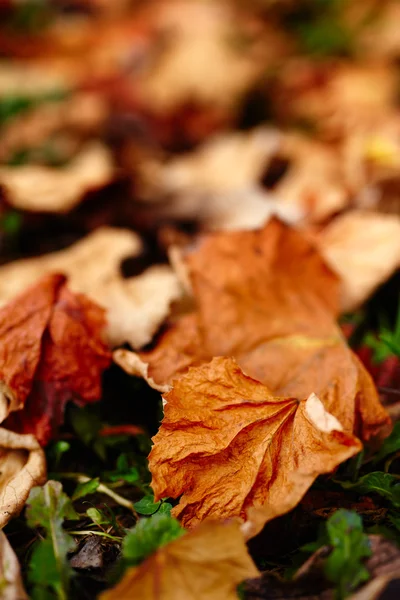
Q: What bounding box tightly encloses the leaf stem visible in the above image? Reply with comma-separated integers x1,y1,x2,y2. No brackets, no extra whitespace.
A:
56,473,135,512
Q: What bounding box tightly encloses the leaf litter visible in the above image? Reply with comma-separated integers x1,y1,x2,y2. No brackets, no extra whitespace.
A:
0,1,400,599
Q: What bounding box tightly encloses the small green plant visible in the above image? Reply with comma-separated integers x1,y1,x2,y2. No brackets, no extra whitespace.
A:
26,481,78,600
303,509,371,599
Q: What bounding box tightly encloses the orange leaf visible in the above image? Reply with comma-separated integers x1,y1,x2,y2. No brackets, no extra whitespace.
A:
0,274,111,445
149,357,361,533
138,219,390,441
100,520,259,600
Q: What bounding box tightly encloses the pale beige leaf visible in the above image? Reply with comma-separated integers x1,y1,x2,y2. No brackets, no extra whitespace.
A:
138,0,276,111
0,531,28,599
318,210,400,311
137,128,302,231
0,142,113,213
0,429,46,527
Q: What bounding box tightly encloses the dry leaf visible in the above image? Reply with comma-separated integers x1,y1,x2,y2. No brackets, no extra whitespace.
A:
274,134,349,222
137,0,274,111
136,128,303,230
0,428,46,528
277,62,397,141
0,142,113,213
138,219,389,441
0,92,107,162
0,531,28,599
317,210,400,312
100,520,259,600
0,273,111,444
149,357,361,533
0,228,182,350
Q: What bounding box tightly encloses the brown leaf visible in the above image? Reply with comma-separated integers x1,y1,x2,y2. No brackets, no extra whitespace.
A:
139,219,390,442
0,142,113,213
0,531,28,599
0,228,183,350
100,520,259,600
0,273,111,445
0,428,46,527
317,210,400,311
149,357,361,533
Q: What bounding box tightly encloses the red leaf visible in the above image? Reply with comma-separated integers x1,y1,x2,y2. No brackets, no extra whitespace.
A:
0,274,111,445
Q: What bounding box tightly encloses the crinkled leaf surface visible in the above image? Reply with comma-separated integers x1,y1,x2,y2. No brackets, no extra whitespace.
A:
149,357,361,534
0,273,111,444
140,219,390,441
101,520,259,600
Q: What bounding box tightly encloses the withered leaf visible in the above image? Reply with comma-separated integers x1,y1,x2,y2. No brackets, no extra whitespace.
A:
0,274,111,445
0,228,183,350
0,142,113,213
317,210,400,312
100,520,259,600
149,357,361,533
0,530,28,599
136,128,302,231
0,428,46,528
139,219,390,441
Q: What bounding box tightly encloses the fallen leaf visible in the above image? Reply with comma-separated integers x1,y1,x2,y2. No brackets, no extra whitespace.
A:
0,428,46,527
137,0,275,112
317,210,400,312
0,92,107,162
114,348,171,393
0,531,28,600
274,134,350,222
0,142,113,213
149,357,361,533
0,228,183,350
135,128,303,230
0,273,111,444
138,219,390,441
276,61,397,141
100,519,259,600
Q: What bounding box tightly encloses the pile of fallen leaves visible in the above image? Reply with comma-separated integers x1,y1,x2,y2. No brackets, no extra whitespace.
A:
0,0,400,598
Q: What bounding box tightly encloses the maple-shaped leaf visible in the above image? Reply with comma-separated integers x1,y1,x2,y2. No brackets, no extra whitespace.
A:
149,357,361,534
100,520,259,600
137,219,390,441
0,274,111,445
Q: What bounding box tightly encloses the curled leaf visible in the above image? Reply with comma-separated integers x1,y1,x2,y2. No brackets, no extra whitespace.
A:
149,357,361,534
0,273,111,444
0,428,46,527
0,531,28,599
